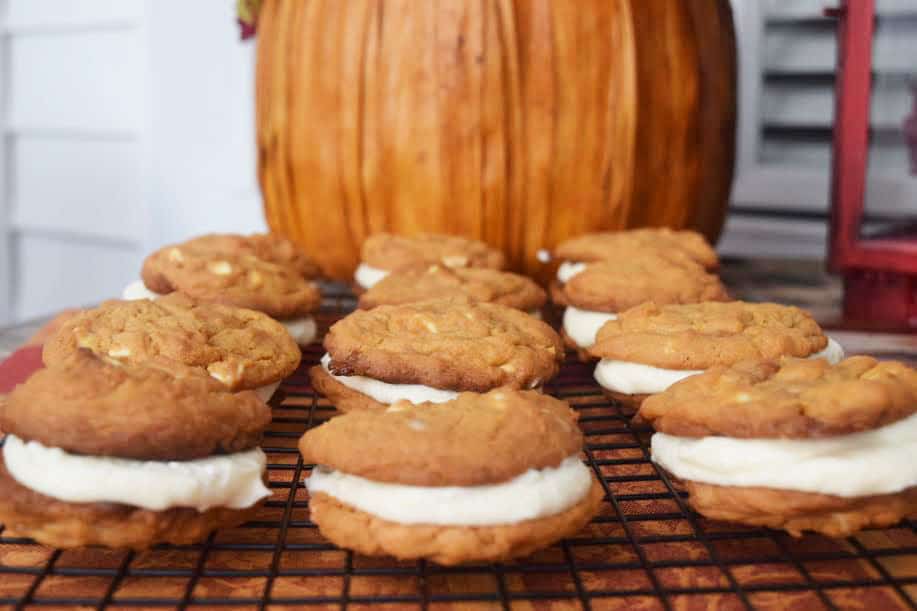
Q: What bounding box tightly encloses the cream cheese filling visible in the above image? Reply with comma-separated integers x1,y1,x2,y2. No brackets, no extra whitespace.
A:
651,412,917,497
305,456,593,525
354,263,389,289
3,436,271,511
321,353,458,405
254,381,281,403
562,307,618,349
121,279,162,301
594,337,846,396
282,315,317,346
556,261,587,284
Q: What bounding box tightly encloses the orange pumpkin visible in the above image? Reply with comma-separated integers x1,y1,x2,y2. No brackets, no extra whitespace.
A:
256,0,736,281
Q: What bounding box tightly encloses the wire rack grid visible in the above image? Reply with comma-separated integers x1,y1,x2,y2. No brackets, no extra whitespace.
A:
1,286,916,611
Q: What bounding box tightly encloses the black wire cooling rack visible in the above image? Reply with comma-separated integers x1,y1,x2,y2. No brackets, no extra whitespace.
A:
1,286,916,611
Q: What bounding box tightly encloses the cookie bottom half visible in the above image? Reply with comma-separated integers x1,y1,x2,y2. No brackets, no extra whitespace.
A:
0,463,262,549
560,330,595,363
684,480,917,537
600,389,650,410
308,477,605,565
309,365,386,412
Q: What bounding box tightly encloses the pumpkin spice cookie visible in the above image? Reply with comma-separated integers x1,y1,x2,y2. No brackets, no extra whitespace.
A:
358,265,546,315
551,252,728,357
299,390,604,564
124,232,322,346
354,233,506,290
640,357,917,536
43,294,301,402
0,350,272,549
311,297,563,412
553,228,719,274
588,301,844,408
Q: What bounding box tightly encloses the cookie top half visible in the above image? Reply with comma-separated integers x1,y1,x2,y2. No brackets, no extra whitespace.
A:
142,246,321,319
358,265,546,311
43,295,301,390
2,350,271,460
325,298,563,391
552,254,728,312
300,389,582,486
147,233,321,277
554,228,719,270
589,302,828,369
639,356,917,438
361,233,505,272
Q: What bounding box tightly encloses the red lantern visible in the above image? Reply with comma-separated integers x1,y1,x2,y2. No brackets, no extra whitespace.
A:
829,0,917,328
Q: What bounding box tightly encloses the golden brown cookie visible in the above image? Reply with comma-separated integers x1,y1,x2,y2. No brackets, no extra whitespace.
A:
639,356,917,439
361,233,505,272
43,294,300,391
682,480,917,538
358,265,545,312
307,480,604,565
552,254,728,313
589,301,828,369
299,390,603,564
142,246,321,319
0,462,263,550
554,228,719,270
146,233,322,278
2,349,271,460
300,390,583,486
325,298,562,393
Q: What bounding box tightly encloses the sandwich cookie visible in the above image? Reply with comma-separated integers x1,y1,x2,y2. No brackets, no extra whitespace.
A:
588,301,845,408
0,350,272,548
358,265,546,317
299,390,604,564
123,233,322,346
551,252,728,358
553,228,719,275
310,297,563,412
640,356,917,537
43,294,301,403
355,233,505,290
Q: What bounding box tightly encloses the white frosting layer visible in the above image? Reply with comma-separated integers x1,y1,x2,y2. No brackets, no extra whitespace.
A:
562,306,618,348
3,436,271,511
122,280,162,301
354,263,389,289
595,360,703,395
652,412,917,497
557,261,587,284
282,316,317,346
306,456,593,525
254,381,281,403
594,337,846,396
321,353,459,405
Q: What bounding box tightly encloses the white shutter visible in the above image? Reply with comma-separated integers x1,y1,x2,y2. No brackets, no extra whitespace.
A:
723,0,917,258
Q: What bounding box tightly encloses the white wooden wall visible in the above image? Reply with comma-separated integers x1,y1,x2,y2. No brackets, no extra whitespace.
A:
0,0,264,324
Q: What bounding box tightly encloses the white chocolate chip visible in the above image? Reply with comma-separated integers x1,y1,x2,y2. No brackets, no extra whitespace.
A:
107,346,131,358
441,255,468,268
208,260,233,276
168,248,185,263
209,361,245,387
